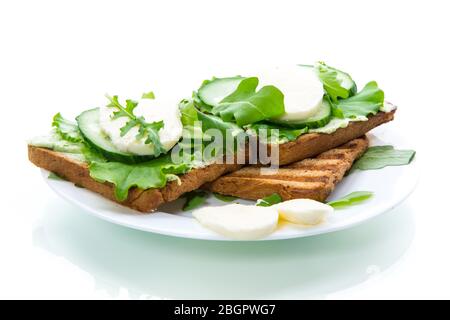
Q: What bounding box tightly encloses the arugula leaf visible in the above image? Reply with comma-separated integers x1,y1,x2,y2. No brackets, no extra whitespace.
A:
213,193,238,202
211,77,285,126
327,191,373,208
136,119,165,146
142,91,155,99
52,113,83,143
89,155,191,201
324,95,344,119
197,109,244,138
197,110,247,159
48,172,66,181
106,94,166,157
333,81,384,118
256,193,283,207
352,146,416,170
247,122,308,143
183,191,208,211
314,61,357,102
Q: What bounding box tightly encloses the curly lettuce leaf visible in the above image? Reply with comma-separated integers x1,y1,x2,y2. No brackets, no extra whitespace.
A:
352,146,416,170
81,143,107,163
327,191,373,208
89,155,191,201
52,113,83,143
39,114,106,163
333,81,384,118
210,77,285,126
314,61,357,102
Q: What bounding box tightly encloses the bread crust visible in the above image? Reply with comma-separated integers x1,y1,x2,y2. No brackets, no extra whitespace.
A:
28,111,394,212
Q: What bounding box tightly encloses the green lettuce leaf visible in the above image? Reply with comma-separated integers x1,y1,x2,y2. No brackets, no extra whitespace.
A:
210,77,285,126
183,190,208,211
352,146,416,170
256,193,283,207
89,155,191,201
334,81,384,118
81,144,107,163
247,122,308,143
314,61,357,102
179,99,199,127
327,191,373,208
52,113,83,143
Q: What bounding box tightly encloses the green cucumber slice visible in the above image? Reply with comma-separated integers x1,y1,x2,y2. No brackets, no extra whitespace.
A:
197,77,245,108
268,98,331,129
76,108,154,163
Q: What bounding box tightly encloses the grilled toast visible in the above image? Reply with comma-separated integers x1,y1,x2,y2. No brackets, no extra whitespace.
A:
28,110,392,212
206,137,369,202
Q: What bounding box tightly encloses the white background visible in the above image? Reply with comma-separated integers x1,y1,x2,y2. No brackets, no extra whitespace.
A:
0,0,449,299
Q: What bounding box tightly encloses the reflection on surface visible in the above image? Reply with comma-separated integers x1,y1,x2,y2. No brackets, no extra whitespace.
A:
33,198,415,299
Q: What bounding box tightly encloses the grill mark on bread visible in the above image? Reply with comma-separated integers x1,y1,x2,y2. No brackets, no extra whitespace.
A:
207,136,369,202
227,168,334,183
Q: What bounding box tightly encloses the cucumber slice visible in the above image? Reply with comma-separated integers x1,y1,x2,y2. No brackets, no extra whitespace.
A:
76,108,154,163
268,98,331,129
197,77,244,108
337,71,357,96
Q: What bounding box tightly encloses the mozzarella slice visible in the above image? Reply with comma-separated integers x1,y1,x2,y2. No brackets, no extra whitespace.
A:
99,97,183,156
274,199,333,225
261,66,324,121
192,204,279,240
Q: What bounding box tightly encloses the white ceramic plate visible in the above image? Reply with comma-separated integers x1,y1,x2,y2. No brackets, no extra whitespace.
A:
42,125,418,241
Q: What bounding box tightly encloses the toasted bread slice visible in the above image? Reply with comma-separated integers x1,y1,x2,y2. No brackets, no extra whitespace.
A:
275,110,394,165
206,137,369,202
28,110,393,212
28,146,242,212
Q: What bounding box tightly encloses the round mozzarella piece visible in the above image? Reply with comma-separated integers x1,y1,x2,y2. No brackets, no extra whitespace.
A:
192,204,279,240
274,198,333,225
99,98,183,156
261,66,324,121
